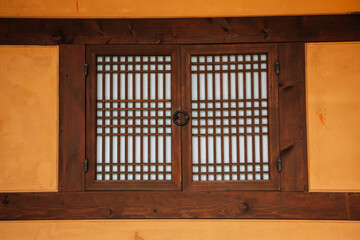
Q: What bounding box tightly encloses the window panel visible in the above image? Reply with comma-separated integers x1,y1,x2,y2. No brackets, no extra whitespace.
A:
86,46,181,190
190,54,270,182
96,54,172,182
182,44,280,191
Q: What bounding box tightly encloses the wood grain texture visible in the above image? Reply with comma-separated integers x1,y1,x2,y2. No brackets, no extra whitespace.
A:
0,15,359,45
278,43,308,191
59,45,86,191
0,192,359,220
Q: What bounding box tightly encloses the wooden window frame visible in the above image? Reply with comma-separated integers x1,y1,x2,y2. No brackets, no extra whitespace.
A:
60,42,307,193
86,45,182,191
0,16,360,220
181,44,280,191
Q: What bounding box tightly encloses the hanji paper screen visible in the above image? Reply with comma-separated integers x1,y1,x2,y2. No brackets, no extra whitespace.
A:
191,54,270,182
96,55,172,182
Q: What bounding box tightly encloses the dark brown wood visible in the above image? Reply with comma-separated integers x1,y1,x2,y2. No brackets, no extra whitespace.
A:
0,192,359,220
85,45,182,190
0,15,360,45
278,43,308,191
181,44,280,191
59,45,85,192
349,193,360,219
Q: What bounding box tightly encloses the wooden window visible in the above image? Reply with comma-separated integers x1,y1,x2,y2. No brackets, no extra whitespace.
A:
86,46,181,190
86,44,279,191
182,44,279,191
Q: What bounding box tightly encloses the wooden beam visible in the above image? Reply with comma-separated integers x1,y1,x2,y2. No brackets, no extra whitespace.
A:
0,15,359,45
0,192,359,220
278,43,308,191
59,45,86,191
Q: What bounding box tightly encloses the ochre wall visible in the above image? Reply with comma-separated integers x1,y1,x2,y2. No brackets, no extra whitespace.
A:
0,220,360,240
306,43,360,192
0,46,58,192
0,0,359,18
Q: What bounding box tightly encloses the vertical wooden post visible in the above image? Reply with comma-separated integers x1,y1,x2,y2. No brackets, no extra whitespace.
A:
278,43,308,191
59,45,86,191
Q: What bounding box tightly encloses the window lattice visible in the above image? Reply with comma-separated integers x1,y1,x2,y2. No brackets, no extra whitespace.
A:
96,55,172,181
190,54,270,182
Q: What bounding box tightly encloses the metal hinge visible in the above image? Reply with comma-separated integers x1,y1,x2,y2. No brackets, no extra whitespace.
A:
84,63,88,77
84,158,88,173
275,61,280,75
277,157,282,172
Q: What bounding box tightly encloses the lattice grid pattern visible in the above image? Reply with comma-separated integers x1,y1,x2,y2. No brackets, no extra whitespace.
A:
191,54,270,181
96,55,172,181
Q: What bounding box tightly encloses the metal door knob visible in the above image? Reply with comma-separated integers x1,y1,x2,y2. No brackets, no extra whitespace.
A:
172,110,189,126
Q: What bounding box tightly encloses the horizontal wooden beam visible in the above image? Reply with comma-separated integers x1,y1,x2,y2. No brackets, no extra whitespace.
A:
0,15,359,45
1,192,359,220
